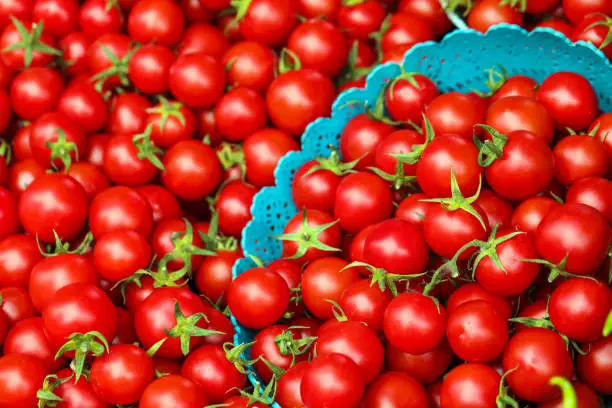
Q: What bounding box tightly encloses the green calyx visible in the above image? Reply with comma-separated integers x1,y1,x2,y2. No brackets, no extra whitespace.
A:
158,218,217,276
338,40,375,85
104,0,121,12
549,377,578,408
301,148,360,179
586,14,612,51
47,128,78,171
473,65,508,97
236,377,277,407
198,212,237,253
273,209,341,261
146,96,187,133
54,331,110,382
474,124,509,167
342,261,426,296
223,342,259,374
421,169,487,231
230,0,253,22
325,299,349,323
443,0,474,16
37,374,72,408
0,138,12,166
369,158,417,191
603,309,612,337
342,0,367,6
369,14,392,61
216,143,245,174
2,18,62,68
37,231,93,257
392,115,436,166
499,0,526,11
496,368,519,408
518,255,599,284
166,300,225,356
132,124,165,171
274,327,317,365
90,42,139,90
277,48,302,75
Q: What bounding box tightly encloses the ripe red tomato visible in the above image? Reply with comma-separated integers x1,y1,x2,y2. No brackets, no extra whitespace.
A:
215,181,257,239
535,203,609,276
136,185,183,224
227,267,290,329
571,13,612,59
485,96,555,145
29,111,86,170
177,23,229,59
467,0,523,32
381,12,435,52
280,209,342,264
93,229,151,283
334,172,394,234
301,353,365,408
385,340,453,385
162,140,223,202
425,92,486,140
128,44,176,95
398,0,452,36
386,76,439,125
553,134,608,185
103,133,161,187
446,282,512,320
127,0,184,45
222,41,276,92
287,19,348,77
511,196,559,234
9,66,63,121
0,187,17,240
503,328,574,402
58,81,108,133
238,0,297,47
0,353,47,408
277,361,308,408
266,68,335,136
78,0,123,39
340,114,395,170
215,88,268,143
107,92,151,135
563,0,612,24
384,292,447,354
363,371,431,408
440,363,501,408
1,19,58,70
340,279,392,332
169,52,226,109
576,336,612,394
139,375,208,408
18,173,88,243
3,317,63,371
90,186,153,238
566,177,612,223
338,0,386,40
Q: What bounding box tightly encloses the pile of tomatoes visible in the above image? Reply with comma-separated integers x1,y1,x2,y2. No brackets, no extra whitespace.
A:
229,69,612,408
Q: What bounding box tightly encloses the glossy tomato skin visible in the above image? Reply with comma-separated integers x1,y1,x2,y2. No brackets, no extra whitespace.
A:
0,187,17,240
215,181,257,239
135,287,210,358
169,53,226,109
222,41,276,92
146,101,195,149
363,371,430,408
339,113,395,170
89,186,154,238
181,344,245,403
548,278,612,343
467,0,523,32
385,340,453,385
18,173,88,243
363,219,429,275
0,287,35,325
446,299,509,362
502,328,574,402
139,375,208,408
214,87,267,143
266,69,335,136
277,361,308,408
398,0,452,36
1,19,58,70
92,230,152,283
511,196,559,234
161,140,223,202
446,283,512,320
381,12,435,52
292,160,341,213
107,92,151,135
47,367,110,408
239,0,296,47
425,92,486,140
195,250,239,306
127,0,184,45
287,19,348,77
0,234,42,288
395,193,430,229
474,190,513,229
128,44,176,95
243,128,299,187
3,317,63,371
66,162,110,199
474,229,540,296
29,253,99,312
227,267,290,329
302,257,361,320
440,363,501,408
416,134,482,198
9,66,63,121
135,185,183,224
553,134,608,185
177,23,229,59
43,282,118,351
0,353,47,408
490,75,538,103
566,177,612,223
386,77,439,125
576,336,612,394
374,129,425,176
485,130,555,200
281,209,342,264
486,96,555,145
334,172,394,234
251,325,302,383
103,134,160,187
8,158,45,196
338,1,386,40
90,344,155,405
57,81,108,133
535,203,610,275
340,279,392,332
384,292,447,355
301,353,365,408
29,111,87,170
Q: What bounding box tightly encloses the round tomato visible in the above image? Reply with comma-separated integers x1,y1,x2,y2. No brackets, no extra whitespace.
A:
425,92,486,140
90,186,154,238
0,353,47,408
385,340,453,385
92,229,151,283
222,40,276,92
363,371,430,408
139,375,207,408
576,336,612,394
9,66,63,121
3,317,63,372
127,0,184,45
467,0,523,32
566,177,612,223
238,0,296,46
440,363,501,408
485,96,555,145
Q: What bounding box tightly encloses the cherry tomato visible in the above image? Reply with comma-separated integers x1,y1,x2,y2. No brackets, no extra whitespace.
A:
467,0,523,32
440,363,501,408
511,196,559,234
566,177,612,223
89,186,154,238
485,96,555,145
169,52,226,109
139,375,208,408
277,361,308,408
222,41,276,92
576,336,612,394
9,66,63,121
385,340,453,385
177,23,229,59
135,185,183,224
0,353,47,408
398,0,452,36
107,92,151,135
563,0,612,25
425,92,486,140
553,134,608,185
215,87,268,143
363,371,430,408
3,317,63,371
215,181,257,239
238,0,297,47
127,0,184,45
381,12,435,52
340,279,392,332
93,229,151,283
446,282,512,320
128,44,176,95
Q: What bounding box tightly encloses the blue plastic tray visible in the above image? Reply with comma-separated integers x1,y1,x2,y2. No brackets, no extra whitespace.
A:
231,25,612,405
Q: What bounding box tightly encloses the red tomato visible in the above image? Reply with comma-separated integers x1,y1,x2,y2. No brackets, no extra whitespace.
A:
238,0,297,47
425,92,486,140
32,0,79,37
169,52,226,109
381,12,435,52
292,159,342,213
65,162,109,199
139,375,208,408
215,181,257,239
0,19,58,70
9,66,63,121
485,96,555,145
566,177,612,223
227,267,290,329
128,44,176,95
385,75,439,125
563,0,612,24
194,250,239,306
7,158,45,195
384,292,447,354
395,193,430,229
296,0,340,20
535,203,609,276
222,41,276,92
78,0,123,39
446,282,512,320
440,363,501,408
339,113,395,170
266,69,335,136
301,353,365,408
280,209,342,264
385,340,453,385
340,279,392,332
127,0,184,45
89,186,154,238
0,353,47,408
277,362,308,408
511,196,559,234
338,0,386,40
107,92,151,135
215,87,267,143
502,328,574,402
553,134,608,185
363,371,430,408
576,336,612,394
474,189,514,229
0,287,35,325
334,172,394,234
135,185,183,224
536,72,599,131
103,133,161,187
467,0,523,32
177,23,229,59
93,230,151,283
29,111,86,170
539,381,602,408
571,13,612,59
0,187,17,240
398,0,452,36
3,317,63,371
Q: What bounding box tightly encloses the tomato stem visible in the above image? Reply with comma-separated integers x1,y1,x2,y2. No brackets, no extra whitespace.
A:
549,377,578,408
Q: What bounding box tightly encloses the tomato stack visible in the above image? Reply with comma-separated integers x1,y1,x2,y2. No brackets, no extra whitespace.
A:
230,66,612,406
